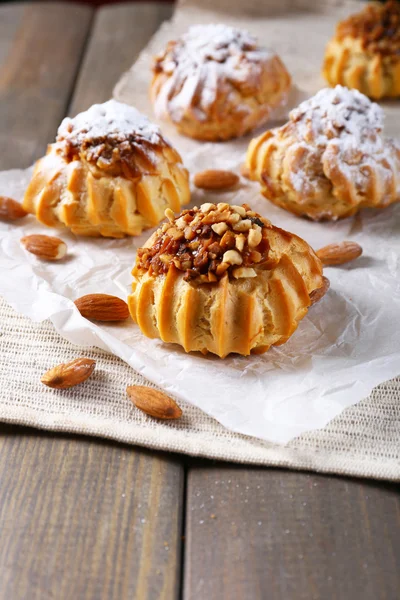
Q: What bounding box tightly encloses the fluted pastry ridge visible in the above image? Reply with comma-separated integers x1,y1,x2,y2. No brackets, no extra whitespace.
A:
129,203,324,358
323,0,400,99
23,100,190,237
246,86,400,221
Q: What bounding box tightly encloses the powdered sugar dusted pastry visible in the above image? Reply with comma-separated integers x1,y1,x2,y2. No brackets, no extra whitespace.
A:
323,1,400,99
23,100,190,237
128,203,324,358
151,24,291,141
246,86,400,221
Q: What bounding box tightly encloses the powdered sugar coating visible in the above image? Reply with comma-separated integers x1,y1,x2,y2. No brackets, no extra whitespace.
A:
55,99,178,175
57,99,164,148
290,85,383,146
286,86,396,201
247,85,400,220
162,24,267,69
152,24,277,122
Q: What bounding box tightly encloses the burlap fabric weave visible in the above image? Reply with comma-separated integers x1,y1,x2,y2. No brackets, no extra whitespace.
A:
2,297,399,480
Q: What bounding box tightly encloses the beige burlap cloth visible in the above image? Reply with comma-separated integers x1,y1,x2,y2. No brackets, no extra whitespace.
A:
1,0,400,480
2,296,399,480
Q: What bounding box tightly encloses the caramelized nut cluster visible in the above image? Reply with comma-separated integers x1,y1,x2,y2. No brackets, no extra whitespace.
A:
56,101,171,178
57,129,163,178
337,1,400,56
136,203,275,284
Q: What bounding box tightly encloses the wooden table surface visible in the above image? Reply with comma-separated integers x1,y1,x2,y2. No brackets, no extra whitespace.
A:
0,4,399,599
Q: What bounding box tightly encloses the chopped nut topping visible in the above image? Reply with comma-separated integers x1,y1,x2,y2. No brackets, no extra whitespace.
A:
235,234,246,252
231,205,247,216
200,202,215,213
249,250,262,263
233,219,252,232
228,213,241,225
211,222,229,236
220,230,236,250
337,0,400,56
222,249,242,265
56,101,170,177
175,216,187,228
248,228,262,247
202,210,231,224
165,208,175,222
135,203,272,284
232,267,257,279
167,227,184,240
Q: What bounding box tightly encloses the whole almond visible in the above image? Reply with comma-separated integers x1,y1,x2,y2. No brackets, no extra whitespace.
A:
41,358,96,389
193,169,239,191
0,196,28,221
21,234,67,260
317,241,362,267
75,293,129,322
310,276,330,306
127,385,182,420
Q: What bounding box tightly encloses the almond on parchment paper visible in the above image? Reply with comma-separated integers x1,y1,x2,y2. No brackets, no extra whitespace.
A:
317,241,362,267
310,276,330,306
193,169,240,191
0,196,28,221
21,234,67,260
75,293,129,322
127,385,183,420
41,358,96,389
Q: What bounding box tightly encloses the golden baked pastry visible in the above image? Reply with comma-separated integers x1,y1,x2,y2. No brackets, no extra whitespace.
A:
322,0,400,99
128,203,324,358
150,24,291,141
246,85,400,221
23,100,190,237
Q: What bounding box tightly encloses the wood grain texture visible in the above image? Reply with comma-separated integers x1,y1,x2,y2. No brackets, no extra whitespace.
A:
0,2,93,170
69,2,173,115
0,3,184,599
0,425,183,600
183,466,400,600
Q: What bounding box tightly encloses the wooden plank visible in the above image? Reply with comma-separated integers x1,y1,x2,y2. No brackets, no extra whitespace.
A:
0,2,93,170
69,2,173,114
0,3,183,599
184,467,400,600
0,425,183,600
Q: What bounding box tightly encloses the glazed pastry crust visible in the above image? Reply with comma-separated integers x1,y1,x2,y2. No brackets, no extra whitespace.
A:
151,24,291,141
322,1,400,99
128,204,324,358
23,101,190,237
246,86,400,221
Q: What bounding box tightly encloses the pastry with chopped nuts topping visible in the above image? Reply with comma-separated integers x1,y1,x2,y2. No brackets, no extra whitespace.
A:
23,100,190,237
246,86,400,220
151,24,291,141
322,1,400,99
128,203,325,358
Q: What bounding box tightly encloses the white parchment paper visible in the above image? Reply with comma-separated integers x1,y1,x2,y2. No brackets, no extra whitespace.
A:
1,2,400,444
